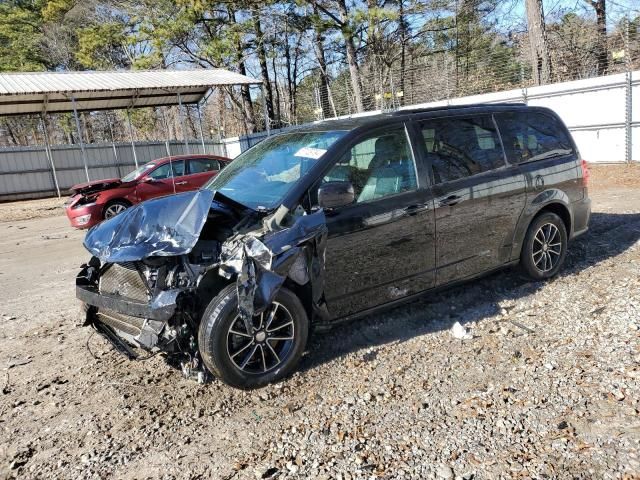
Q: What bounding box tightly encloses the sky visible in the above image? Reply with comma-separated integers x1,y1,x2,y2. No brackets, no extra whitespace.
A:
500,0,640,29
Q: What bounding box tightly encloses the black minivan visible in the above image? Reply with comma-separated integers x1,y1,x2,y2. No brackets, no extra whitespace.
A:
77,104,591,388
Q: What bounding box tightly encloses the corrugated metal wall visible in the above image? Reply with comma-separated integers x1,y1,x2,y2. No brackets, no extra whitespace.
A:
2,72,638,202
0,140,226,201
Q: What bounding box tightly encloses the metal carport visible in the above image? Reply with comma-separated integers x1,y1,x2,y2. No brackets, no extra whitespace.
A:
0,69,262,197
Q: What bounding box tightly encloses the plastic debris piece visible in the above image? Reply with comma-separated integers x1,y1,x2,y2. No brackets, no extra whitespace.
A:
451,321,472,340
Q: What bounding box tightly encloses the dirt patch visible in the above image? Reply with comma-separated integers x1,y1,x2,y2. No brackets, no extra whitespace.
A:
588,163,640,190
0,187,639,479
0,197,66,223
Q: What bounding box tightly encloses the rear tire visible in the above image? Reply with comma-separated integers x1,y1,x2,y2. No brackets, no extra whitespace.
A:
198,284,309,389
520,212,568,280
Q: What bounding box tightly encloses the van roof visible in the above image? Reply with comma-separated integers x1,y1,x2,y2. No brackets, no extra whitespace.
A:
293,103,536,133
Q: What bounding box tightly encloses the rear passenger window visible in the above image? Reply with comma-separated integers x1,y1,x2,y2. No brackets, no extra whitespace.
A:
189,158,220,174
419,115,505,184
495,112,574,164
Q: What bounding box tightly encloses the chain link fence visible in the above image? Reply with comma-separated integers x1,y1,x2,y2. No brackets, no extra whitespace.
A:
305,15,638,117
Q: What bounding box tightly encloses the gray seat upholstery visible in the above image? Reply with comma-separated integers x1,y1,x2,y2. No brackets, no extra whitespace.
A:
358,136,415,202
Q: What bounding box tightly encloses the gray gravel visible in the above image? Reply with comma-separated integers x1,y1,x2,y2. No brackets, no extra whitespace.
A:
0,185,639,480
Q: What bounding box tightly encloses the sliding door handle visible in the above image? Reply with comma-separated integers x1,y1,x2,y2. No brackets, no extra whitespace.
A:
438,195,461,207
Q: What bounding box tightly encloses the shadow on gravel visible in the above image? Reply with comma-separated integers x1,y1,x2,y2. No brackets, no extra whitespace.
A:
299,212,640,373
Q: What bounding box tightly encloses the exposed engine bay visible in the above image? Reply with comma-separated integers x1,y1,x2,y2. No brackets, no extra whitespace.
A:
76,189,327,382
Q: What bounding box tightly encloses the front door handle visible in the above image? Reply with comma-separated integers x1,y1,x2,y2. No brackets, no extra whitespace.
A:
404,204,427,216
174,181,187,186
439,195,461,207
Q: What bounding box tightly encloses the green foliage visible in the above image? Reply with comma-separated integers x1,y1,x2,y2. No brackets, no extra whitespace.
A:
76,23,128,69
0,1,48,71
0,0,631,142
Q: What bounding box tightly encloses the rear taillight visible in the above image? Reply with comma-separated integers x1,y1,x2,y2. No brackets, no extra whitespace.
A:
581,159,590,187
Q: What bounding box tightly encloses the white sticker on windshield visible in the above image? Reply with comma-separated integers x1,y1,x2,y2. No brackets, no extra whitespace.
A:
294,147,326,159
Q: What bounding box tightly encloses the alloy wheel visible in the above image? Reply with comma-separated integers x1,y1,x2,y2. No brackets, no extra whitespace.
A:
226,302,295,374
532,223,562,273
104,204,127,219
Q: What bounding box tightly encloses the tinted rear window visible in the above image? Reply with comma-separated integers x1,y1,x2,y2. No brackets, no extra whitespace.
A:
419,115,505,184
495,111,574,164
189,158,220,174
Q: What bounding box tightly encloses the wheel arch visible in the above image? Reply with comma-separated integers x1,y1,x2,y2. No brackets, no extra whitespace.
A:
534,202,571,235
195,270,235,321
511,190,573,261
102,198,132,218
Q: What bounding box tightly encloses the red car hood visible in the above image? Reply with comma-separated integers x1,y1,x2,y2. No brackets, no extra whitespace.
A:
71,178,122,195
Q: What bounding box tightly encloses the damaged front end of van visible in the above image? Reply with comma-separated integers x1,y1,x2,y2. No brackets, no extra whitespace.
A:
76,189,328,383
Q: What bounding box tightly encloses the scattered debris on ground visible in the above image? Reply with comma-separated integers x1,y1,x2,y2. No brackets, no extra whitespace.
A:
0,168,639,479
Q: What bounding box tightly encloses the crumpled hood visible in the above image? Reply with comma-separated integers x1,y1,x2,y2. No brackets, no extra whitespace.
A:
83,190,215,263
71,178,122,195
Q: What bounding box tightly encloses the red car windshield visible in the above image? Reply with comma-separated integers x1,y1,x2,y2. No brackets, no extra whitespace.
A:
121,163,156,182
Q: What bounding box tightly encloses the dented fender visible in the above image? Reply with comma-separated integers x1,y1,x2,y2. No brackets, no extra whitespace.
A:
219,210,328,321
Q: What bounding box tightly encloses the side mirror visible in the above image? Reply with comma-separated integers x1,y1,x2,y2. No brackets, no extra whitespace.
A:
140,176,154,183
318,181,355,209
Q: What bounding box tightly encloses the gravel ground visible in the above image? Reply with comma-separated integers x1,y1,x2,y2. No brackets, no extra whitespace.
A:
0,167,639,479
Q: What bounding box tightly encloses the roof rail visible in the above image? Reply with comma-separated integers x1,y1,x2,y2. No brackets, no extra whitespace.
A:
393,102,528,115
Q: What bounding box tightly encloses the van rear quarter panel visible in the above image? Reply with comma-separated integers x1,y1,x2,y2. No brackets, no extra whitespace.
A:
509,155,581,260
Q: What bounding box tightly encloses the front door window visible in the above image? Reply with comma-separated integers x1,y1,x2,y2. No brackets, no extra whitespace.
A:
323,128,418,203
148,160,185,180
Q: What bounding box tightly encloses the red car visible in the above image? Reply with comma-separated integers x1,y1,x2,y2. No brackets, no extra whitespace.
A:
64,154,230,229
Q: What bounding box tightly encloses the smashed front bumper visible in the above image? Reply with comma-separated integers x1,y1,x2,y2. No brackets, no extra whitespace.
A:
76,284,180,322
76,262,182,357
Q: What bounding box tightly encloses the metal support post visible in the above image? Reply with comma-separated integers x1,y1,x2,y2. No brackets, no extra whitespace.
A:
126,109,139,168
625,17,633,164
159,106,176,194
196,103,207,154
177,93,190,154
39,113,61,197
105,113,122,177
626,71,633,164
71,96,90,181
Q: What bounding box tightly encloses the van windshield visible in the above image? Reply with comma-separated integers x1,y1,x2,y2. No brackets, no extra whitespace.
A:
205,130,345,210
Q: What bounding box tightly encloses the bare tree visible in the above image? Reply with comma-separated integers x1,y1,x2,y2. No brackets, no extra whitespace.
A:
584,0,608,75
526,0,552,85
251,9,277,128
310,0,364,112
228,6,257,134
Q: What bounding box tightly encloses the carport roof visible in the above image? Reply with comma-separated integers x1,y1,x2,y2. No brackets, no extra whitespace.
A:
0,69,261,116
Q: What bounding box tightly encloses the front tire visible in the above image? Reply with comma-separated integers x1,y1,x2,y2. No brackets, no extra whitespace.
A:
103,200,130,220
198,284,309,389
520,212,568,280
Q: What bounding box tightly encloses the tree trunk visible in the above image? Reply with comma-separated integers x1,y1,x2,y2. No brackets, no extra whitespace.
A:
592,0,608,75
525,0,552,85
271,55,282,124
313,6,334,118
2,119,19,146
284,18,294,123
398,0,408,106
292,34,303,121
228,7,257,134
252,10,276,129
336,0,364,112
